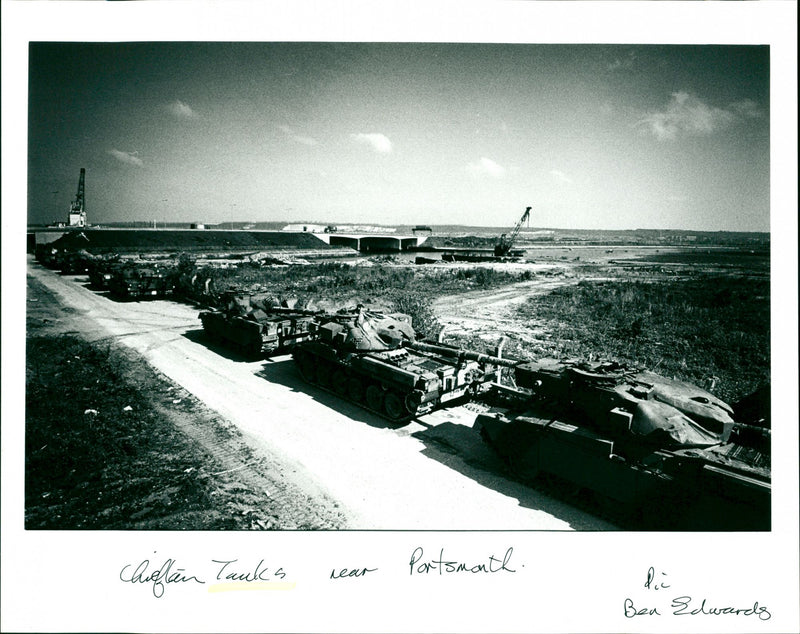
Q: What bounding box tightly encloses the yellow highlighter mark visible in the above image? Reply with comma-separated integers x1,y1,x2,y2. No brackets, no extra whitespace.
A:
209,581,297,593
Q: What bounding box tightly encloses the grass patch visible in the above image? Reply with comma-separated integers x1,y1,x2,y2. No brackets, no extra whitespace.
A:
513,276,769,402
389,291,442,340
26,335,263,529
198,262,534,298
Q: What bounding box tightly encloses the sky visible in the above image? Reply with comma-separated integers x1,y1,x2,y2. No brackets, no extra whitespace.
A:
27,43,770,231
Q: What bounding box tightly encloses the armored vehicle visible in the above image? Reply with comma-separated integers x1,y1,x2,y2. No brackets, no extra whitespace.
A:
59,251,92,274
107,263,176,299
199,292,320,358
476,358,770,530
35,244,65,269
86,255,122,289
292,308,517,422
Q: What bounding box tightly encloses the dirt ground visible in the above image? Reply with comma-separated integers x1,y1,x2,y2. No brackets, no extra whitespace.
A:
433,272,577,348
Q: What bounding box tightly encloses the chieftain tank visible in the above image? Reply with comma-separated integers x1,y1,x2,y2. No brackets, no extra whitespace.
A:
199,291,321,358
292,307,516,422
476,357,770,530
35,243,61,268
59,250,93,275
86,254,122,289
107,262,176,299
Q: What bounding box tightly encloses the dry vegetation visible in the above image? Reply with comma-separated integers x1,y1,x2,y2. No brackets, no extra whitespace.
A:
182,260,539,338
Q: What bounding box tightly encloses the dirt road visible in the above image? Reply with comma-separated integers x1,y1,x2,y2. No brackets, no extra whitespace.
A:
432,268,579,347
27,258,617,530
429,247,691,345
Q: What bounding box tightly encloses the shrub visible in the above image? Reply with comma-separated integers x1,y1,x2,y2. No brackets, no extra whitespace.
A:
390,292,442,340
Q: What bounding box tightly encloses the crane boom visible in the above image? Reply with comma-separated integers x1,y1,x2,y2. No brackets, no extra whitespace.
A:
494,206,531,256
507,206,531,247
68,168,86,227
70,168,85,213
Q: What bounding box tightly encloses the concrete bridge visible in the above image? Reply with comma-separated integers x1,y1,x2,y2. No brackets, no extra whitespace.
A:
314,232,428,253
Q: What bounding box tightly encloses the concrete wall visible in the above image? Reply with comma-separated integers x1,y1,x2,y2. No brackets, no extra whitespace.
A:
302,232,423,252
329,235,361,250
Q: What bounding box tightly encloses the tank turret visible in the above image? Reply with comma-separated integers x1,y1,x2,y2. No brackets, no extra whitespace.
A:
315,306,415,351
511,358,735,447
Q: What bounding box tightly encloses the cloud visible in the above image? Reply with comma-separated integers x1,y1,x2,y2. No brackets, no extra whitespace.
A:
638,92,736,141
351,133,393,154
730,99,762,119
108,149,143,167
278,125,317,146
168,100,198,119
466,157,506,178
549,169,573,184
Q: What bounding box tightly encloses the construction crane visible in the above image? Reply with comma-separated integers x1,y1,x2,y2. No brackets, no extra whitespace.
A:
494,206,531,257
67,168,86,227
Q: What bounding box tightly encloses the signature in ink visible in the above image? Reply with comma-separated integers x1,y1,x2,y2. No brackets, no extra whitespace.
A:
644,566,670,590
119,556,205,598
623,567,771,621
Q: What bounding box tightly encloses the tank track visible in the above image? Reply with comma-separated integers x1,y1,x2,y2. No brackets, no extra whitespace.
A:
292,347,425,424
201,317,265,360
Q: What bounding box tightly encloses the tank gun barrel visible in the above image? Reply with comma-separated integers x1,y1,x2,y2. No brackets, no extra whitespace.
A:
258,306,327,316
408,341,520,368
248,306,360,319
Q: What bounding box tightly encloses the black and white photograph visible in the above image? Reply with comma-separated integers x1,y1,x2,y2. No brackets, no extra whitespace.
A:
2,2,798,633
22,39,775,531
